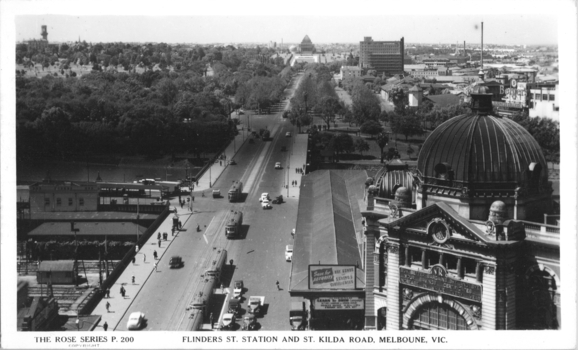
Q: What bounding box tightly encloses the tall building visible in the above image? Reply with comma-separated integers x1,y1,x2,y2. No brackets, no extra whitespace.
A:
359,36,404,76
26,25,49,52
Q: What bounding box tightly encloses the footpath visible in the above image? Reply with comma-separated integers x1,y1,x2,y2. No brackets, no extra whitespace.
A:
90,131,247,331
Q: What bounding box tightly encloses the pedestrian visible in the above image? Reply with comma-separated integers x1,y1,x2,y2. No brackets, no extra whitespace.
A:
106,289,110,298
154,262,158,272
120,286,124,297
196,181,199,186
296,181,298,187
153,250,158,260
157,232,161,240
158,239,161,248
210,313,214,329
103,321,108,332
132,275,135,284
132,257,136,264
180,201,183,209
135,245,139,254
106,301,110,312
229,259,234,266
276,281,280,290
192,196,194,202
143,254,146,263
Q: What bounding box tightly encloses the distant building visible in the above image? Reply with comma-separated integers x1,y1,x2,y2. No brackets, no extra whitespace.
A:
300,35,315,55
529,83,559,122
37,261,77,284
340,66,362,80
26,25,49,52
359,37,404,76
29,178,99,213
423,55,469,67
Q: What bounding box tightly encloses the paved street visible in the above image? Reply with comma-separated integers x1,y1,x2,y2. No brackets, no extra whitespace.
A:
91,73,307,331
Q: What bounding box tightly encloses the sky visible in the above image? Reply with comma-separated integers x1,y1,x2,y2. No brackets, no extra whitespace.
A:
6,0,565,46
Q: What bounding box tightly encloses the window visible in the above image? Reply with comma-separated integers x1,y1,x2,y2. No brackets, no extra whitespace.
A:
68,198,73,206
549,94,555,101
542,94,548,101
56,198,62,206
412,302,468,330
79,198,84,206
44,198,50,206
463,258,477,276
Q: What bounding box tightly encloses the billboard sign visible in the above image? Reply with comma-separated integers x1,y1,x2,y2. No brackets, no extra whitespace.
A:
313,296,364,310
309,265,356,290
501,81,527,107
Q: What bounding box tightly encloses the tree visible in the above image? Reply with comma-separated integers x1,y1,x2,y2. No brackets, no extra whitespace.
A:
331,133,354,159
407,144,415,159
359,120,383,138
389,111,423,141
355,138,370,156
315,95,340,130
376,132,389,163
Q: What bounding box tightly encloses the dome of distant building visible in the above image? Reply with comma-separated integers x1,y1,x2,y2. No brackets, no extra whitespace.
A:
289,45,298,53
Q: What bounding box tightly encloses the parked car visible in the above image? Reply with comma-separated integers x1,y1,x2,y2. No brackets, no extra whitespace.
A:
212,189,221,198
221,313,236,330
259,193,270,202
272,195,283,204
127,312,146,330
275,162,282,169
286,132,292,137
233,280,244,299
261,200,272,209
228,159,237,165
169,256,183,268
285,245,293,261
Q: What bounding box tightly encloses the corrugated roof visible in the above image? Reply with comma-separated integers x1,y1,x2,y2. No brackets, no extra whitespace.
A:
290,170,367,291
29,222,147,236
38,260,75,271
424,94,462,107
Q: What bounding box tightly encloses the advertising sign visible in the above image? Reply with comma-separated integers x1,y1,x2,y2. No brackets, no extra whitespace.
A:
313,296,364,310
309,265,356,290
399,266,482,302
501,81,527,107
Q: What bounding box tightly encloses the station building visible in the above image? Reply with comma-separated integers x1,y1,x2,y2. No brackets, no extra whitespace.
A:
360,90,560,330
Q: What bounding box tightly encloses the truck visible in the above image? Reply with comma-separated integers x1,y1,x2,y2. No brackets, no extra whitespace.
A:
247,296,264,317
225,211,243,239
204,248,227,283
228,181,243,202
228,298,240,316
289,301,307,330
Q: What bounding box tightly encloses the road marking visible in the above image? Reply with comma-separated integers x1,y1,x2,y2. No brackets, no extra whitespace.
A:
203,234,208,244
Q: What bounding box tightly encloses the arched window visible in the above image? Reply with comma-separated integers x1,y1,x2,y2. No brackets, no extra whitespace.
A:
410,302,468,330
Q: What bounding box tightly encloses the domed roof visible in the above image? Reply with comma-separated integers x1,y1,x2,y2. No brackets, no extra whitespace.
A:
417,113,548,190
301,35,312,44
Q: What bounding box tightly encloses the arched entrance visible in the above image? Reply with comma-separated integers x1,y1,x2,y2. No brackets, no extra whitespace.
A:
377,307,387,330
403,294,478,330
522,265,560,329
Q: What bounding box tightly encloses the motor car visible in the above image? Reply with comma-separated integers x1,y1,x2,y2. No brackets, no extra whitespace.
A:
228,159,237,165
286,132,292,137
221,313,235,330
275,162,282,169
261,200,272,209
127,312,146,330
285,245,293,261
259,193,270,202
212,189,221,198
242,314,257,331
272,195,283,204
169,256,183,268
233,280,244,299
291,228,296,237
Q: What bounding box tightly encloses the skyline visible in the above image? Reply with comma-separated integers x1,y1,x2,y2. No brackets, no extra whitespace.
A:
15,14,558,46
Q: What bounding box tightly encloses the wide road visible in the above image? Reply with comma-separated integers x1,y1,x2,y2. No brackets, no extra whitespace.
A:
116,74,303,331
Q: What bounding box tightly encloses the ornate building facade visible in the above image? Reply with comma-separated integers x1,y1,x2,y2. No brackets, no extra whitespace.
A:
361,91,560,330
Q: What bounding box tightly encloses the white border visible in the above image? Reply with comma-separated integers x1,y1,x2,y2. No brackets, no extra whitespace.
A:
2,0,576,349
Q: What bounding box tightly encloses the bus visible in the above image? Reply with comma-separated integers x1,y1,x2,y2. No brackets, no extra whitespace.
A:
228,181,243,202
225,211,243,239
